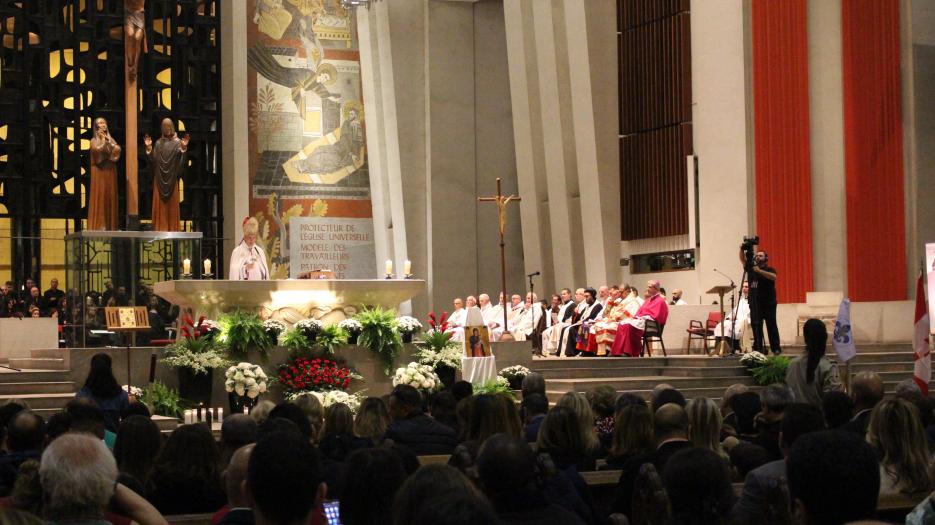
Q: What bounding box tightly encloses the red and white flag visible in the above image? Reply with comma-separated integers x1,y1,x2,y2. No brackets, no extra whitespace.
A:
914,273,931,395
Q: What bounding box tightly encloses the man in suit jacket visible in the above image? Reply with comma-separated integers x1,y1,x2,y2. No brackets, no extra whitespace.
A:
612,403,694,519
384,385,458,456
732,404,826,524
840,371,883,438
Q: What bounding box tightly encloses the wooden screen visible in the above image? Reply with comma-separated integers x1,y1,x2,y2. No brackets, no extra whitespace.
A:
618,0,692,241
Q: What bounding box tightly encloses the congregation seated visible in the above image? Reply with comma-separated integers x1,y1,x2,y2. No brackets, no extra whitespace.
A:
384,385,458,456
354,397,391,446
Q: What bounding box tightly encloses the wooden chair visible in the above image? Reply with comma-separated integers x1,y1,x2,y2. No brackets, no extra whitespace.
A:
641,320,666,357
686,311,721,355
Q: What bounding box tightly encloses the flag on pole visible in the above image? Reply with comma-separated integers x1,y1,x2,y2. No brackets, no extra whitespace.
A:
914,273,931,395
833,298,857,363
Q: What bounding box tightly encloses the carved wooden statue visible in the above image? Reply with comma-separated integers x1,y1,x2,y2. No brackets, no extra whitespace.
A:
88,117,122,230
144,119,189,232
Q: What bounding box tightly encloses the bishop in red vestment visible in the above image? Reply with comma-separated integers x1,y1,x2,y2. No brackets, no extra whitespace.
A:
610,280,669,357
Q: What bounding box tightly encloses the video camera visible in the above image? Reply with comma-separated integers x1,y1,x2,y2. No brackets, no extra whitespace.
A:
742,235,759,270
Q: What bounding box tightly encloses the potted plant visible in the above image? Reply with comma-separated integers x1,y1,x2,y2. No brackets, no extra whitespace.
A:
295,318,324,344
263,319,287,346
397,316,423,343
140,381,185,418
339,318,363,345
162,315,230,407
224,362,269,414
415,343,462,389
315,324,349,354
392,362,442,397
474,376,517,400
749,354,791,386
218,310,273,360
498,365,531,390
356,307,403,375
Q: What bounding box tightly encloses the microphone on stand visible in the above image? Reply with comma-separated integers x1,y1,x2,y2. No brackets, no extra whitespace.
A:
527,271,540,277
713,268,735,287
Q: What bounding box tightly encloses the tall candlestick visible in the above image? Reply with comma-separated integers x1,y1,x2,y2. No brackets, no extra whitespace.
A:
384,259,393,276
203,258,212,275
404,260,412,276
183,258,191,274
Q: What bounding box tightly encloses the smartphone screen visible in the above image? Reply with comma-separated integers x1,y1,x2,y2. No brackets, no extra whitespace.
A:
323,500,342,525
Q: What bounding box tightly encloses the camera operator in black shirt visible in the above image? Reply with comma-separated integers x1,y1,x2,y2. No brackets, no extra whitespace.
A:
739,240,782,355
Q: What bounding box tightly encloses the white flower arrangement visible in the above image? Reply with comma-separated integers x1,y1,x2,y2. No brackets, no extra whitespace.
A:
397,316,423,335
224,362,269,399
286,390,365,413
739,351,768,368
493,375,511,389
162,349,230,374
498,365,532,380
295,318,324,335
415,343,463,370
263,319,287,334
338,318,363,334
392,361,442,393
122,385,143,397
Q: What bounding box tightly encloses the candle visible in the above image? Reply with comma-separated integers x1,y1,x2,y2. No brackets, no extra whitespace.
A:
385,259,393,276
404,260,412,276
218,408,223,421
203,258,212,275
209,408,215,423
243,405,249,415
184,409,193,424
183,258,191,274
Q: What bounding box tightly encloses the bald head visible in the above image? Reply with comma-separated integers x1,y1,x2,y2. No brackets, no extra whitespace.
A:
850,372,884,411
225,444,254,508
654,403,688,442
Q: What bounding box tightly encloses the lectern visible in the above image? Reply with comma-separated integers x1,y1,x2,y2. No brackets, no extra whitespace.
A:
105,306,150,387
706,285,736,357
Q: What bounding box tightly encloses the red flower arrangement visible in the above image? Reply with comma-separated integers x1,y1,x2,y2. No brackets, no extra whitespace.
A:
277,356,354,394
174,314,219,353
427,311,449,333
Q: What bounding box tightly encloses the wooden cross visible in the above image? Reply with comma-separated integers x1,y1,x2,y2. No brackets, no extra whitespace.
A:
478,178,521,333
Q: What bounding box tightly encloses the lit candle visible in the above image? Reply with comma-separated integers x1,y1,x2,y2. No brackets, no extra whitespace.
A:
404,260,412,276
242,405,249,415
203,258,212,275
184,409,192,424
183,258,191,274
385,259,393,276
218,408,223,421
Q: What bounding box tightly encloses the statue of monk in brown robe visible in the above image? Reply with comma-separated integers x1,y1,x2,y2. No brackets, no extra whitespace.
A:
144,118,189,232
88,117,122,231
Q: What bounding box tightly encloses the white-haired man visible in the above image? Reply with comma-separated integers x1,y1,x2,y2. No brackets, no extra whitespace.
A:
609,280,669,357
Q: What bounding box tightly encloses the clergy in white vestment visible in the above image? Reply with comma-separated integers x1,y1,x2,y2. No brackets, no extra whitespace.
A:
446,298,468,342
510,292,541,341
714,282,751,349
544,288,582,355
228,217,269,280
507,294,524,326
482,292,507,341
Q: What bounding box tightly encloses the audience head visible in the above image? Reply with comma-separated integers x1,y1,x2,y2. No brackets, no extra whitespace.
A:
685,397,723,454
802,319,828,384
39,432,118,521
292,394,324,440
779,403,826,454
536,405,591,463
257,417,302,441
663,448,733,524
224,444,254,508
455,396,475,442
389,384,423,419
45,412,72,442
651,388,686,413
728,442,771,479
820,391,853,429
729,391,762,435
867,397,933,493
354,397,391,443
760,383,793,418
112,415,161,484
610,403,653,458
248,431,325,525
430,391,458,428
83,353,122,399
520,392,548,423
847,372,882,411
476,433,539,504
469,394,522,442
555,392,599,452
64,398,107,439
392,464,491,525
250,399,277,425
894,379,923,403
324,402,355,436
220,413,257,463
451,380,474,401
5,410,45,453
654,403,689,443
720,384,749,415
268,402,314,441
520,372,546,399
615,392,648,412
341,447,408,525
151,423,221,486
586,385,617,419
787,431,880,525
122,401,151,419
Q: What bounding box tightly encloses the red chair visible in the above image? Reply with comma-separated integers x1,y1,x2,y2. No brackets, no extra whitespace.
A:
686,311,721,355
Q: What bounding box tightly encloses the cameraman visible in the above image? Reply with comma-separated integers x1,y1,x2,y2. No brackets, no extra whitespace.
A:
739,244,781,355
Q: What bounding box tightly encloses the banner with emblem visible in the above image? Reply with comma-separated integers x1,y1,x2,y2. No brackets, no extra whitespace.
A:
832,298,857,363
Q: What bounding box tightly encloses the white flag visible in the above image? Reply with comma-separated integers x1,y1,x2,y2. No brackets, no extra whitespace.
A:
832,298,857,363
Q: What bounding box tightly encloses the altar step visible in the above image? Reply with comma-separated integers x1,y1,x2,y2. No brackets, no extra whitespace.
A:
0,393,76,410
8,357,67,371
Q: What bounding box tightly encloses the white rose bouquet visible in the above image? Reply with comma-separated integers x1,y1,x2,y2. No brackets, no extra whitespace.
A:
263,319,287,341
224,362,269,399
286,390,365,413
498,365,531,381
739,351,767,369
392,361,442,393
397,316,423,335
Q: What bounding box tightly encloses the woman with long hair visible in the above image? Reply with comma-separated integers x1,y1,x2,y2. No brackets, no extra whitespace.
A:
867,398,934,496
555,392,601,458
785,319,843,406
76,353,128,433
145,423,226,514
604,403,653,470
686,397,728,461
112,415,162,494
320,402,370,462
461,394,522,454
536,405,598,472
354,397,391,445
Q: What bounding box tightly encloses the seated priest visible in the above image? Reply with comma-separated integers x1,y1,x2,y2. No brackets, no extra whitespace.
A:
610,280,670,357
714,281,751,352
543,288,580,356
509,292,541,342
507,294,524,327
480,293,506,341
445,297,468,342
563,287,603,357
229,217,269,280
585,285,631,356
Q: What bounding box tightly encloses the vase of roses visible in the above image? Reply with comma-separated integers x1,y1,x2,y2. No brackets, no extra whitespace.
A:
277,356,359,397
224,362,269,414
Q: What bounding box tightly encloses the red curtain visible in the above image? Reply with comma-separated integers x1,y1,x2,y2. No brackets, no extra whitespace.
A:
842,0,906,301
752,0,813,303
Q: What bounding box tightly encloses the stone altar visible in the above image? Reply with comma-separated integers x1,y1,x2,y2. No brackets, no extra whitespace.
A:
153,279,426,323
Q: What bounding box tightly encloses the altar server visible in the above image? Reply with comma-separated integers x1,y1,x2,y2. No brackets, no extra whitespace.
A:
229,217,269,280
714,281,751,350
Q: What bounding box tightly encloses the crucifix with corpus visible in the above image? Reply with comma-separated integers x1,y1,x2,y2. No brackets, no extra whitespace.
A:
478,178,521,334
